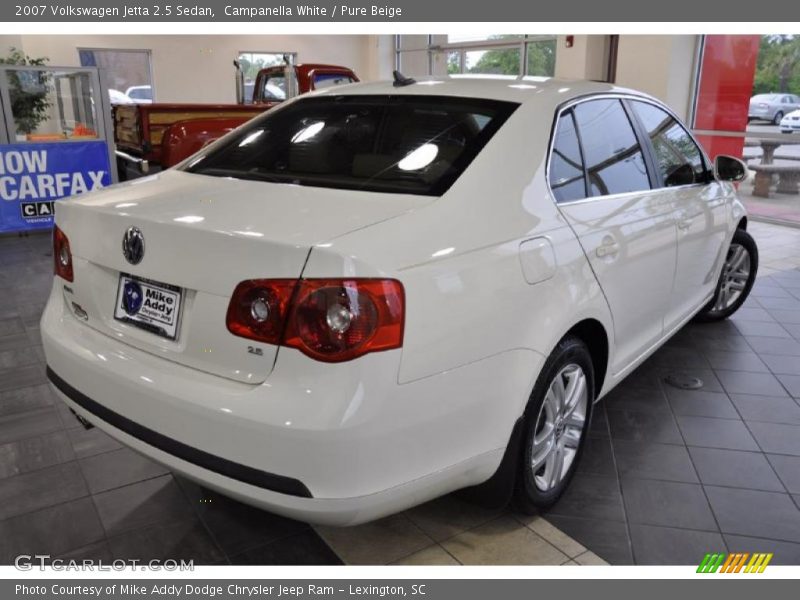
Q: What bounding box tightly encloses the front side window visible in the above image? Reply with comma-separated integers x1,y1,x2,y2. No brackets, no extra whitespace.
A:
261,73,286,101
573,99,651,197
631,101,707,187
549,110,586,203
184,95,518,196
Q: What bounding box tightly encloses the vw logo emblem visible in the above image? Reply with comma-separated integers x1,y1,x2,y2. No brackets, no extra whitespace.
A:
122,226,145,265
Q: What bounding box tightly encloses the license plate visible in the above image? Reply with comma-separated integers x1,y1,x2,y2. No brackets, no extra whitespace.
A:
113,274,182,340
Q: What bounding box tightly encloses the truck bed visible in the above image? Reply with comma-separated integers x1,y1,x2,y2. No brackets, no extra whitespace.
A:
114,103,268,163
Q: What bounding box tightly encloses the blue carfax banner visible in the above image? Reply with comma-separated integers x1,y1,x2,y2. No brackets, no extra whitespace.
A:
0,141,111,233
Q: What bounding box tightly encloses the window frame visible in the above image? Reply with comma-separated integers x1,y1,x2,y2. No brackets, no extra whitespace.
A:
549,108,588,203
546,93,713,205
625,98,712,190
395,35,559,78
77,47,155,102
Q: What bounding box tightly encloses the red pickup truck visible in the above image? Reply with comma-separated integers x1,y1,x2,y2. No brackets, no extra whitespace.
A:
114,62,359,179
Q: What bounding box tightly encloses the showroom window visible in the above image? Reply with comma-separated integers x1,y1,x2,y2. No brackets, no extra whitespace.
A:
573,99,651,197
691,35,800,227
78,48,153,104
396,35,557,78
237,51,296,103
630,100,707,187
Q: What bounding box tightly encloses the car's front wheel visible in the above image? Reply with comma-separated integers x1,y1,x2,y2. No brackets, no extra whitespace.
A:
695,228,758,322
773,111,785,125
514,336,594,512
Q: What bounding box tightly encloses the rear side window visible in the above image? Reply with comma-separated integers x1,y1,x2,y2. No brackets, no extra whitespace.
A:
549,110,586,203
573,99,651,197
630,101,707,187
184,95,518,196
313,73,356,89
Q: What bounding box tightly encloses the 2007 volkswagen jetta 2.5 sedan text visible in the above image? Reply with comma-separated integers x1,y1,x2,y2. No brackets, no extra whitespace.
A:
41,75,758,525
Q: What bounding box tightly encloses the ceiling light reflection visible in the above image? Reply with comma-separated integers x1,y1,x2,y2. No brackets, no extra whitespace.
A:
291,121,325,144
398,143,438,171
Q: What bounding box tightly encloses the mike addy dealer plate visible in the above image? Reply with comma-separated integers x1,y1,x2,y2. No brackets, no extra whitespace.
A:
113,273,183,340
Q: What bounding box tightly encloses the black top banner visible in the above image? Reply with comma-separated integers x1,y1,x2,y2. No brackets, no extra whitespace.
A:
4,0,800,22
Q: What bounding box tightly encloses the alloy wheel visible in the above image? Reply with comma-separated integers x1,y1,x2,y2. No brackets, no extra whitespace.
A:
530,363,588,492
712,243,751,313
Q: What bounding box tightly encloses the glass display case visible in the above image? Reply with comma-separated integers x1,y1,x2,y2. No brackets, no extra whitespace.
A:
0,65,117,233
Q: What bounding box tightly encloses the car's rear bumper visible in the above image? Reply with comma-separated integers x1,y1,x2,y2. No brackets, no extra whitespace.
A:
41,282,537,525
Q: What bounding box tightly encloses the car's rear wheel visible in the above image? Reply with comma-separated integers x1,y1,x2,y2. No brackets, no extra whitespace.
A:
514,336,594,512
773,111,784,125
695,229,758,322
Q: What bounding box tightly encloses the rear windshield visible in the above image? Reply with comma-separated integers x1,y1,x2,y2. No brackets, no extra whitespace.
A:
183,95,518,196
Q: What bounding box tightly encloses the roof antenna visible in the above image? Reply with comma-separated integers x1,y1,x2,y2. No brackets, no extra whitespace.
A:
393,70,416,87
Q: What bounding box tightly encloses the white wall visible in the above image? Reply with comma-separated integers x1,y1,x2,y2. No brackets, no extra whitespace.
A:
554,35,609,81
615,35,699,120
553,35,699,121
0,35,390,103
365,35,395,81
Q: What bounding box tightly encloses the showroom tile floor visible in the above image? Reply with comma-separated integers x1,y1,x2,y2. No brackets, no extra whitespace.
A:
1,220,800,566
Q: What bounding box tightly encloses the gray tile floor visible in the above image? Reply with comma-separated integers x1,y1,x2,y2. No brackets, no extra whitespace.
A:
1,220,800,566
545,221,800,565
0,232,340,565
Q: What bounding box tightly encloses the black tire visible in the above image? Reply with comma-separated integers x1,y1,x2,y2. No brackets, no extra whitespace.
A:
513,336,594,513
695,228,758,322
773,111,784,125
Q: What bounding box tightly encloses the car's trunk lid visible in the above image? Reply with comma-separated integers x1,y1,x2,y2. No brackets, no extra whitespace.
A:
56,169,426,384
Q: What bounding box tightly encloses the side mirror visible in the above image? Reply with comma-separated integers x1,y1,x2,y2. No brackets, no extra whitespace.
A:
714,155,747,183
664,163,696,187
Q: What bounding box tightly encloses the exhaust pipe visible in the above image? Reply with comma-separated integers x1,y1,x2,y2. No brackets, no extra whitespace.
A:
70,408,94,430
283,53,298,100
233,59,245,104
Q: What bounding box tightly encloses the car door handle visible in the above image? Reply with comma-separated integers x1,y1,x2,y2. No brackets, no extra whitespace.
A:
596,239,620,258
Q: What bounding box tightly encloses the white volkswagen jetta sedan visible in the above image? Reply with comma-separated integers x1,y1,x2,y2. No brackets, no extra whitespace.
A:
42,76,758,525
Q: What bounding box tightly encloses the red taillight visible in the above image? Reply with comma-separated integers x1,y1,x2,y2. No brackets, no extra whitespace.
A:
226,278,404,363
225,279,297,345
53,225,74,282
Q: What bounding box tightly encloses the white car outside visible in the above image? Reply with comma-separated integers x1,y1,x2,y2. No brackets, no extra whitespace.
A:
108,89,134,105
125,85,153,104
780,109,800,133
41,76,756,525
